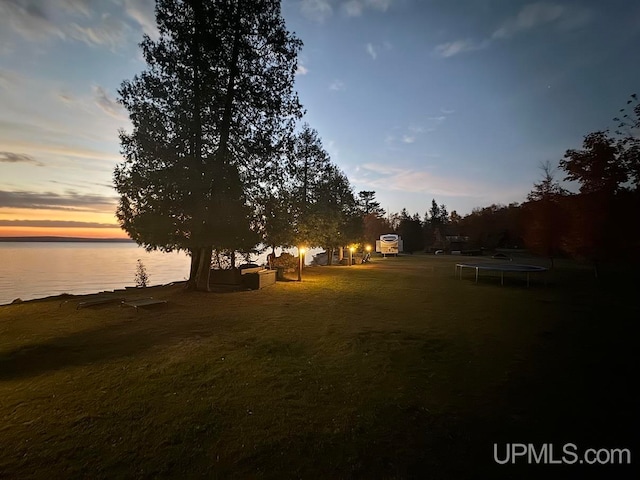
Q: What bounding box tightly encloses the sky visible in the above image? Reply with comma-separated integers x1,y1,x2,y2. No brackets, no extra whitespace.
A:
0,0,638,238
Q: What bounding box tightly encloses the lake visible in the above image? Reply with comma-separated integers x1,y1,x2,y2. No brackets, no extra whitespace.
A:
0,242,192,305
0,242,321,305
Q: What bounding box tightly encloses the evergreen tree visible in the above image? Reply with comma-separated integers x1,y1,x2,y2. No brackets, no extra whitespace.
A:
114,0,302,290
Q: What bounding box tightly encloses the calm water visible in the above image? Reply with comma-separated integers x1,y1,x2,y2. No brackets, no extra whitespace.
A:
0,242,191,305
0,243,318,305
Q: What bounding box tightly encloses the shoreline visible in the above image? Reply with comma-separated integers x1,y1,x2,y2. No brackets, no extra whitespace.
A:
1,281,188,307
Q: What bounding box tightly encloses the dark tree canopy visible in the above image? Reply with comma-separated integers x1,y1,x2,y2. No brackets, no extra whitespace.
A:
559,131,627,195
114,0,303,290
357,191,385,217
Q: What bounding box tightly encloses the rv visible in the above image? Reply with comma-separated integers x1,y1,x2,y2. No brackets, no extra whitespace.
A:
375,234,403,256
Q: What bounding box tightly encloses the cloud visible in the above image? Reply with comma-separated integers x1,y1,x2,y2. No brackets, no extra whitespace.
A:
344,0,364,16
0,0,147,49
366,43,377,59
434,39,488,58
493,2,564,39
0,190,118,212
357,163,483,197
295,64,309,75
93,85,125,119
0,152,43,166
122,0,159,40
492,2,592,39
69,14,130,49
0,219,117,228
401,135,415,144
343,0,394,16
300,0,333,22
0,1,65,41
436,3,592,59
329,80,346,91
441,108,455,115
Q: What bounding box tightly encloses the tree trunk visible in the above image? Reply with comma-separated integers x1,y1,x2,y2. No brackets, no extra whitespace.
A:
194,246,212,291
327,247,333,265
186,248,201,290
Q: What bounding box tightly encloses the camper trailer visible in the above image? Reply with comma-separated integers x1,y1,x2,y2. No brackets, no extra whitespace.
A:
375,234,403,256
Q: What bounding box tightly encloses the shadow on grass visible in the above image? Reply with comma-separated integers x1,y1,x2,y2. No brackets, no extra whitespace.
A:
0,311,214,381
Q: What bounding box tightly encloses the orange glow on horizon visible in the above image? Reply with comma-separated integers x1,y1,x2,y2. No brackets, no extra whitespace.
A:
0,226,129,239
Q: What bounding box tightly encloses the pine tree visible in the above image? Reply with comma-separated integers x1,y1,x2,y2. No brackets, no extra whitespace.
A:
114,0,303,290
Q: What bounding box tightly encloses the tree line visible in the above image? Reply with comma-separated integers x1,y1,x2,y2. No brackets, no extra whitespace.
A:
376,93,640,276
113,0,638,291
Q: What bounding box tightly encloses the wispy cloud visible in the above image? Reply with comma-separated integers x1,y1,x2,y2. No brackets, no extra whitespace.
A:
401,135,415,144
93,85,125,119
122,0,159,40
0,0,155,49
434,39,488,58
295,64,309,76
0,219,117,228
0,1,65,42
0,190,117,212
366,42,377,60
329,79,346,91
300,0,333,22
357,163,482,197
493,2,564,39
0,152,43,166
69,14,130,50
435,3,592,58
343,0,394,17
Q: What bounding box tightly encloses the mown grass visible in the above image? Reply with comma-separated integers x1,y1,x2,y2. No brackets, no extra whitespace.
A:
0,255,637,479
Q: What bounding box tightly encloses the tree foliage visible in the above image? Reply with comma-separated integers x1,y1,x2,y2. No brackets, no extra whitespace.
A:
523,161,568,267
357,191,385,217
559,131,627,195
114,0,303,290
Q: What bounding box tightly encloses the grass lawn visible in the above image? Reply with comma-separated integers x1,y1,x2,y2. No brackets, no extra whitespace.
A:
0,254,637,479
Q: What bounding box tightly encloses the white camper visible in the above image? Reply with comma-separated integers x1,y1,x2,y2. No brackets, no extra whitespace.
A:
375,234,403,256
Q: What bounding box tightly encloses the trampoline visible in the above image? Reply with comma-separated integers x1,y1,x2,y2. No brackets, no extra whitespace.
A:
455,262,547,287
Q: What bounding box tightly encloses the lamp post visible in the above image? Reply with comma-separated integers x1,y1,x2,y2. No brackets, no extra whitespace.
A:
349,246,354,266
365,244,371,262
298,247,306,281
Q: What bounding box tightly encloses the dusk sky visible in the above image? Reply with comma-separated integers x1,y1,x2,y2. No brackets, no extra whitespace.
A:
1,0,638,238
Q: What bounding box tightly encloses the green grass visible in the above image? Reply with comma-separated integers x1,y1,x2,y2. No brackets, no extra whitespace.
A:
0,255,637,479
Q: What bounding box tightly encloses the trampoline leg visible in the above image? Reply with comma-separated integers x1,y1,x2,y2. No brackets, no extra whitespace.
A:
475,267,478,283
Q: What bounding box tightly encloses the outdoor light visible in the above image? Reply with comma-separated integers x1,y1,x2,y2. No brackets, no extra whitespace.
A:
348,246,354,266
298,246,306,281
365,245,372,252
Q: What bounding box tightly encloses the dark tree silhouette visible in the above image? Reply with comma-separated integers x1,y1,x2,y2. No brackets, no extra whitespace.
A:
523,161,568,268
114,0,302,291
559,131,627,195
614,93,640,189
357,191,385,217
397,210,423,253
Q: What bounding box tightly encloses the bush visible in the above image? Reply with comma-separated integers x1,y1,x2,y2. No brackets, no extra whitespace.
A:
135,259,149,287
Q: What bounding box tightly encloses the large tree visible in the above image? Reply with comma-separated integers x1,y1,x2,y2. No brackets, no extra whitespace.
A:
114,0,303,291
559,131,628,196
522,161,568,267
357,191,385,217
